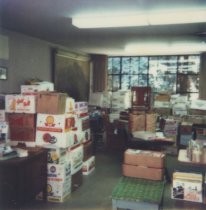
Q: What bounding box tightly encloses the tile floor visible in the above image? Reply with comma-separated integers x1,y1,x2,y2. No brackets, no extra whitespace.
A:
3,150,206,210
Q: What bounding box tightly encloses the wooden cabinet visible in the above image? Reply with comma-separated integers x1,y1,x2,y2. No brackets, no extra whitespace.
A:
106,120,128,152
0,148,47,208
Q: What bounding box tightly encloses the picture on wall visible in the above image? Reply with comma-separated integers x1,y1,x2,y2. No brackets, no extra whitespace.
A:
0,66,7,80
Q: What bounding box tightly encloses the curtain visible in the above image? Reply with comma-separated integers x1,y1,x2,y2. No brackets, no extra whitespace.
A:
91,54,107,92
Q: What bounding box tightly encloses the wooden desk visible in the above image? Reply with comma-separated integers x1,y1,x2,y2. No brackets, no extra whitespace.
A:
127,132,175,151
0,148,47,208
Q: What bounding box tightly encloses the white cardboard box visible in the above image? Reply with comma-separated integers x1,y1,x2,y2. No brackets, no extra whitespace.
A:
47,146,67,164
82,156,95,175
5,94,36,113
36,113,77,133
172,172,203,203
47,176,71,203
68,144,83,175
81,129,91,143
36,130,73,148
75,101,88,117
65,97,75,114
47,161,71,180
68,130,83,148
0,110,6,121
21,82,54,94
190,99,206,111
0,121,9,141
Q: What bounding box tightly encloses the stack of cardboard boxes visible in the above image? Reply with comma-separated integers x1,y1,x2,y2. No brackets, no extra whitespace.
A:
1,81,95,203
122,149,165,181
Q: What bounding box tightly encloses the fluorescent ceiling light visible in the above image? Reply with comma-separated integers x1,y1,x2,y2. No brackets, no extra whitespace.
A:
72,14,148,28
125,42,206,55
149,9,206,25
72,8,206,28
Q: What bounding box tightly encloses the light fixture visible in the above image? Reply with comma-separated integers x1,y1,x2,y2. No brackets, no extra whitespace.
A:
72,8,206,28
125,41,206,55
72,14,148,28
148,9,206,25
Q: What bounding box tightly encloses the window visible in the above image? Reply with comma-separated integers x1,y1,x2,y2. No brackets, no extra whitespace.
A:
107,55,200,99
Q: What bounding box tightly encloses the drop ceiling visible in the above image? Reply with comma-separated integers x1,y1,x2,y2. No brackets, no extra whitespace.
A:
0,0,206,56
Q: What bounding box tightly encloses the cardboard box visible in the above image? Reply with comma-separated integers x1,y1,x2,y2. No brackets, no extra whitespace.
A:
47,146,67,164
129,113,146,132
122,164,164,181
124,149,165,168
68,144,83,175
36,113,76,133
65,97,75,114
47,161,71,180
36,92,67,114
69,130,83,148
81,129,91,143
10,127,36,142
190,99,206,111
35,130,73,148
47,176,71,203
5,94,36,113
154,101,171,108
153,107,172,116
75,101,88,117
172,172,203,203
21,82,54,94
7,113,36,128
0,122,9,142
155,93,171,102
163,119,178,137
0,110,6,121
82,156,95,175
76,115,90,131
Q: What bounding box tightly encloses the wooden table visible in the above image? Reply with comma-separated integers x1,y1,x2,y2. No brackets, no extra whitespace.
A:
0,147,47,208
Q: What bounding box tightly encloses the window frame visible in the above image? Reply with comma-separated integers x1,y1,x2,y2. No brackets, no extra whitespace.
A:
107,55,200,99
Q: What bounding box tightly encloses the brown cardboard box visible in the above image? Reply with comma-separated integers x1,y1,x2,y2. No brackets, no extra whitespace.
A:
122,164,164,181
124,149,165,168
146,112,157,132
10,127,36,142
129,113,146,132
153,107,172,116
155,93,171,101
7,113,36,128
36,92,67,114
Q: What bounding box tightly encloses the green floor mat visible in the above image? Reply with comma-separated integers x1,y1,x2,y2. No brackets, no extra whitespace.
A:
112,176,165,204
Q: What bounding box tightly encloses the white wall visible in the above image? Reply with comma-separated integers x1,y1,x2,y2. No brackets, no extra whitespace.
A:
0,29,52,93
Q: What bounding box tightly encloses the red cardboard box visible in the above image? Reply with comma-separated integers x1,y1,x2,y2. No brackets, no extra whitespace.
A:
122,164,164,181
7,113,36,128
10,127,36,142
83,140,93,161
124,149,165,168
36,92,67,114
